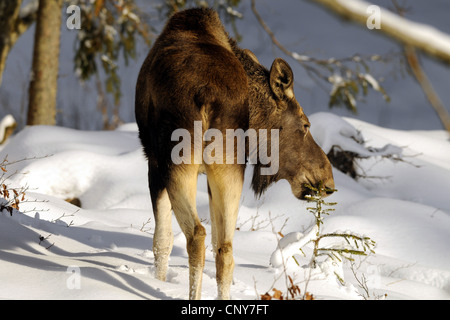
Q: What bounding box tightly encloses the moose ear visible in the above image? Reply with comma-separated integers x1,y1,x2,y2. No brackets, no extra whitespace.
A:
270,58,294,100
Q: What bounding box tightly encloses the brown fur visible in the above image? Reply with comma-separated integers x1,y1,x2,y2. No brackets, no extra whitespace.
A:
135,8,334,300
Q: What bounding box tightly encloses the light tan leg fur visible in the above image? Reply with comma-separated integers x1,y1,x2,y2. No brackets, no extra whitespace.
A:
167,164,206,300
206,164,244,300
152,188,173,282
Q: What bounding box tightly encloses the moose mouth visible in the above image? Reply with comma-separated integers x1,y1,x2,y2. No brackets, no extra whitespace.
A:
297,188,315,200
295,182,335,200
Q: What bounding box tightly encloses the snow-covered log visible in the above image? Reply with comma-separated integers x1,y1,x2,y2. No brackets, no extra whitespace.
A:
311,0,450,64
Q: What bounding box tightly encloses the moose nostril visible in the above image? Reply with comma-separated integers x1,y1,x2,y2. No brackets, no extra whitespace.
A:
324,185,335,195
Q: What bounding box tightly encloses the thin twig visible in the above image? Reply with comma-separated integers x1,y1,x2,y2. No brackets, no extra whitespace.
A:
404,46,450,132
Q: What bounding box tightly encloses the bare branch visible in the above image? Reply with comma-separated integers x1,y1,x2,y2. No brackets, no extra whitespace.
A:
404,48,450,133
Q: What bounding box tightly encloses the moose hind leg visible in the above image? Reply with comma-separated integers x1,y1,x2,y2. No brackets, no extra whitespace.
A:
206,164,244,300
150,186,173,282
168,165,206,300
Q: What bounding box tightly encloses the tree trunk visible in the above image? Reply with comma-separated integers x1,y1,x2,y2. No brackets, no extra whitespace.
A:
0,0,38,88
27,0,63,126
0,1,23,87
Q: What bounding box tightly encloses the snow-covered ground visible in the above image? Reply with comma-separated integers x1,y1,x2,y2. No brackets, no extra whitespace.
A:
1,112,449,300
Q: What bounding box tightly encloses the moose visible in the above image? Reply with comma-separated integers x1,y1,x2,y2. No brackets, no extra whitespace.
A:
135,8,335,300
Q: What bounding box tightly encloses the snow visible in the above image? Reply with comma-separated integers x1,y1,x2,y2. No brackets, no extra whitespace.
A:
0,112,449,300
0,115,16,143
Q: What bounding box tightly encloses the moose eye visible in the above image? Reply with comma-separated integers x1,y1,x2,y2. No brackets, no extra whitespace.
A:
303,122,310,133
295,121,310,135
